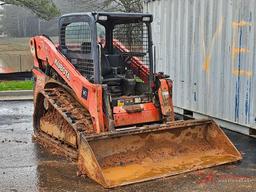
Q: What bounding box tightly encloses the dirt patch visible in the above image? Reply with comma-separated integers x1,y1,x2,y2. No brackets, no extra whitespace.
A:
1,138,28,144
100,138,214,168
41,107,74,136
32,133,77,161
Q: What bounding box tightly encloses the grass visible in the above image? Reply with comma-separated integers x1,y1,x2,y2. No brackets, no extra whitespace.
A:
0,80,33,91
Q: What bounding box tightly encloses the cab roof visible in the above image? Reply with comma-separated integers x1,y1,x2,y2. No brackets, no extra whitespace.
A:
61,12,153,24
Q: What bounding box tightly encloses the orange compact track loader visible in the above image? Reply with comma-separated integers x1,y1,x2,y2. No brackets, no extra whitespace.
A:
30,12,242,188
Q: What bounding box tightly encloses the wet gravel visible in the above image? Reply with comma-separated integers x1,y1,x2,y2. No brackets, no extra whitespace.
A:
0,101,256,192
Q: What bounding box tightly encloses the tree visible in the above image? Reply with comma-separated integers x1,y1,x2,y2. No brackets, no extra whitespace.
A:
0,0,60,20
102,0,143,12
69,0,143,13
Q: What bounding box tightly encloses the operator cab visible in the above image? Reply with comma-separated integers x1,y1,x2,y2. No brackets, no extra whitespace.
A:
59,12,154,107
96,13,153,101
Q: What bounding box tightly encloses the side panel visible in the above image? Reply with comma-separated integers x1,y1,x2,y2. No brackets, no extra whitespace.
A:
30,36,104,133
32,68,46,103
158,79,175,121
113,103,161,127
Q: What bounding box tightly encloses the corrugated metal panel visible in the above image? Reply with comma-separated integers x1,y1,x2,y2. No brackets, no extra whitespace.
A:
144,0,256,128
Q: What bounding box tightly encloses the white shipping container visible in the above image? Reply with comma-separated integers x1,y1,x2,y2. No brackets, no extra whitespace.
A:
144,0,256,135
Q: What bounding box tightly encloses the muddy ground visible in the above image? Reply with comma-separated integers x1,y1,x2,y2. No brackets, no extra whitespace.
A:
0,101,256,192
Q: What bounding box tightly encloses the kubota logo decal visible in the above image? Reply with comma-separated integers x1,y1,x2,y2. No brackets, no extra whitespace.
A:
54,59,70,80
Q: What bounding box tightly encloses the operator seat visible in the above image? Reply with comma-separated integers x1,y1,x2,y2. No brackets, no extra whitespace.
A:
101,53,123,78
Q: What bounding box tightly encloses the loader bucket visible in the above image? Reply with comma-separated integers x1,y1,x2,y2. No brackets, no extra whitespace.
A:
78,119,242,188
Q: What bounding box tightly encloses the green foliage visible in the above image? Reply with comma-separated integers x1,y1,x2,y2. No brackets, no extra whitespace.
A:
0,80,33,91
1,0,60,20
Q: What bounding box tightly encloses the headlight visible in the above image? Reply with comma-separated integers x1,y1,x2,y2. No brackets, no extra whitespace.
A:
98,15,108,21
142,16,151,22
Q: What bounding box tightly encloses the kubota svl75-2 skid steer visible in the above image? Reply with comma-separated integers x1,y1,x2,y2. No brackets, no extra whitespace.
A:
30,12,242,188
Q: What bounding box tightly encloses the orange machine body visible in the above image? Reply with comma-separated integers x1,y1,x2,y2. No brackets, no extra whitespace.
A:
31,36,174,133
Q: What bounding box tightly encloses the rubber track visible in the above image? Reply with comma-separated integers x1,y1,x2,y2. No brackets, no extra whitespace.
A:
35,87,95,158
42,87,94,135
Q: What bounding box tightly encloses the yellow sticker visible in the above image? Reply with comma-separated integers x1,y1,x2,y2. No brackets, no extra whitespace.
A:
117,100,125,107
